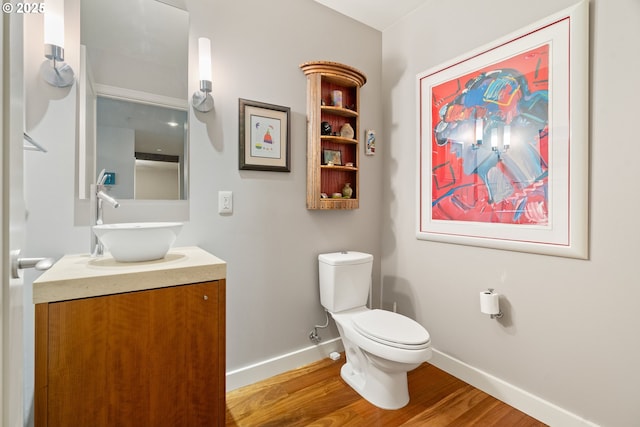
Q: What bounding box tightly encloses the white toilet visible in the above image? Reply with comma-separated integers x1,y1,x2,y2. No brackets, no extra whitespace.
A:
318,251,432,409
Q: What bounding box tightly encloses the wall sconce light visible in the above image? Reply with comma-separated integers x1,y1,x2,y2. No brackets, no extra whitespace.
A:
474,117,483,147
192,37,213,112
500,125,511,150
491,125,511,159
490,127,498,149
41,0,74,87
473,117,511,159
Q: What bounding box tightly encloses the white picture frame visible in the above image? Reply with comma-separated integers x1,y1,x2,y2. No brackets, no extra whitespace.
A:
416,1,589,259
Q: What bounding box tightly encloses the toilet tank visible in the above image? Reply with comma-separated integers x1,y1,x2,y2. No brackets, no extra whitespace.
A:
318,251,373,312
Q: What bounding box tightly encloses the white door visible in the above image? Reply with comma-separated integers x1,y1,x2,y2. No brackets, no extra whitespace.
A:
1,11,25,427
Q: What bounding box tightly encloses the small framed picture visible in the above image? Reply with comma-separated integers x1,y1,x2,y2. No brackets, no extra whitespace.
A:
323,149,342,166
365,129,376,155
239,98,291,172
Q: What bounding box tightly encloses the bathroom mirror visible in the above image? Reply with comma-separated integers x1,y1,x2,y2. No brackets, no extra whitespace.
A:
78,0,189,200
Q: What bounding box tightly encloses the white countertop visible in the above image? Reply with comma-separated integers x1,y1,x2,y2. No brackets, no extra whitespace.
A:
33,246,226,304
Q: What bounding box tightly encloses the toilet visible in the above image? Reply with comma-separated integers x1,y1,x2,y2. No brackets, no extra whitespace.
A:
318,251,432,409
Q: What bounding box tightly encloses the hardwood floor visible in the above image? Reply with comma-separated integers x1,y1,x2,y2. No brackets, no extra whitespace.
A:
225,355,547,426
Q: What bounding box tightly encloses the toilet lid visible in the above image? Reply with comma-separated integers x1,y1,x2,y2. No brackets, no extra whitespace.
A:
352,309,430,349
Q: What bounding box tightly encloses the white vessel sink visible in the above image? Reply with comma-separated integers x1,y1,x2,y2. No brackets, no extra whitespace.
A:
92,222,183,262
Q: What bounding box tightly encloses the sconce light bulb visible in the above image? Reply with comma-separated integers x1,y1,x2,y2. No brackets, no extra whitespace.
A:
193,37,213,112
491,127,498,148
503,125,511,148
44,0,65,48
41,0,74,87
198,37,212,82
475,117,483,145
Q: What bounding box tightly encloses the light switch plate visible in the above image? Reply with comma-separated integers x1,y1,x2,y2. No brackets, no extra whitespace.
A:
218,191,233,214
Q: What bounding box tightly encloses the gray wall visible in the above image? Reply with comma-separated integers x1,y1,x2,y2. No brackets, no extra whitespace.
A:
381,0,639,426
22,0,383,417
178,0,384,370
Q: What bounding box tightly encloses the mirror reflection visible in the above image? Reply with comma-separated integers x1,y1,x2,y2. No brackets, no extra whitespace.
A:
80,0,189,200
96,97,188,200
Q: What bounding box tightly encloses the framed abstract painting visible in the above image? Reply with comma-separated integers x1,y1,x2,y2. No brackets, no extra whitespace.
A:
417,1,589,258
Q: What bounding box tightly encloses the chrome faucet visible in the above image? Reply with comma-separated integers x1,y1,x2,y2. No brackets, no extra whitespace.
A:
92,169,120,256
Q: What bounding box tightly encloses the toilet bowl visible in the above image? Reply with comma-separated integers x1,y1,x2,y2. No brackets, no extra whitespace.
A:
318,252,432,409
331,307,431,409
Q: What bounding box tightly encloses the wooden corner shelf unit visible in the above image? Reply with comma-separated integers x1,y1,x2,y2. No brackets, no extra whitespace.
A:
300,61,367,210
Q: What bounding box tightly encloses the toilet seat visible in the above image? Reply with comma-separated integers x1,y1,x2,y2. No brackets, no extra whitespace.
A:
352,309,431,350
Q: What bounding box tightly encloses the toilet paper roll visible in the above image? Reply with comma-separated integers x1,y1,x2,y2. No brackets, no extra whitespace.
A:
480,291,500,315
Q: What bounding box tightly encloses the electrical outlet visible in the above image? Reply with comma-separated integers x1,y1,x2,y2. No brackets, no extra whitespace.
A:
218,191,233,214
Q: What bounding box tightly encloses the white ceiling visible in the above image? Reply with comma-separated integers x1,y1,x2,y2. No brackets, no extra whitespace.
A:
312,0,429,31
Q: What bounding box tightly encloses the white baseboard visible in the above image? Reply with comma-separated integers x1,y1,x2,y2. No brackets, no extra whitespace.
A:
429,349,600,427
226,338,344,392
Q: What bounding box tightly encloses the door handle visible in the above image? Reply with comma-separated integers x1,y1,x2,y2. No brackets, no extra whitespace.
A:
10,249,55,279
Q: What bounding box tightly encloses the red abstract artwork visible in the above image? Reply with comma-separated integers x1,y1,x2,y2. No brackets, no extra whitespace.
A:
429,45,549,225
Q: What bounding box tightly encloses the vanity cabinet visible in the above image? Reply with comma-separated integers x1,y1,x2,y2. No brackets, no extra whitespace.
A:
300,61,367,210
32,247,226,427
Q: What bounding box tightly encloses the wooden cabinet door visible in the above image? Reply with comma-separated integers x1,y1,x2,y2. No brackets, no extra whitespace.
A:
37,281,224,427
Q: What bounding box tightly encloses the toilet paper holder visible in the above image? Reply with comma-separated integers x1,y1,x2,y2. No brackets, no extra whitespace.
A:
482,288,503,319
